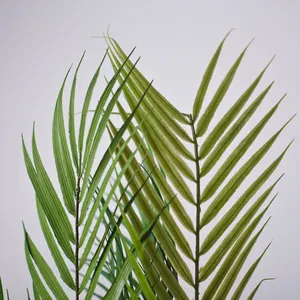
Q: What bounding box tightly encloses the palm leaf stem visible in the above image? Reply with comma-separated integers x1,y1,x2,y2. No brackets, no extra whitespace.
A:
189,114,201,300
75,176,81,299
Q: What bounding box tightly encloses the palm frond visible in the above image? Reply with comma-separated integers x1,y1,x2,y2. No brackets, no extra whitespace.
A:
22,48,161,299
106,31,294,300
17,31,294,300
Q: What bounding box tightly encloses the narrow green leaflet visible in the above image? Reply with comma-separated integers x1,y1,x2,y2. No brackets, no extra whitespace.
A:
200,57,274,159
99,201,133,295
31,127,75,241
231,243,272,300
80,222,113,294
24,229,52,300
36,201,75,290
81,223,111,294
126,283,139,300
116,209,165,299
24,229,68,300
196,39,253,136
192,29,233,120
69,51,85,173
78,52,107,168
104,257,132,300
27,289,31,300
52,67,76,214
247,278,275,300
22,137,75,262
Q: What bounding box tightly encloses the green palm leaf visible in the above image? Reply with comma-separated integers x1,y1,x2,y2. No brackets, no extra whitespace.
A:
22,49,159,299
105,33,293,300
18,32,293,300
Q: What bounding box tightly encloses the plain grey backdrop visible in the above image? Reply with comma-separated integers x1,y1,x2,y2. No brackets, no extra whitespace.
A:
0,0,299,299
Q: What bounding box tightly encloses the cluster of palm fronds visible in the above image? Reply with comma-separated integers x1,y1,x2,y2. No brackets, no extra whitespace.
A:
0,31,294,299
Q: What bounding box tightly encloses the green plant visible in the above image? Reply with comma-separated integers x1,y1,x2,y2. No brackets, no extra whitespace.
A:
1,31,293,300
102,31,294,299
20,48,164,299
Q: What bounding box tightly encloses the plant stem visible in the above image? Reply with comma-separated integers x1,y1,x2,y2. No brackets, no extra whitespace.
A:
75,176,81,300
190,115,201,300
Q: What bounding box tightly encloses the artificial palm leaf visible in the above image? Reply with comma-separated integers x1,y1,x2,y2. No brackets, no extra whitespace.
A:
105,31,294,299
16,30,294,300
22,48,165,299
